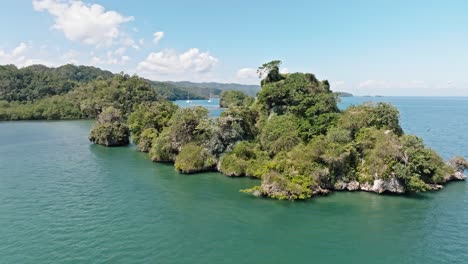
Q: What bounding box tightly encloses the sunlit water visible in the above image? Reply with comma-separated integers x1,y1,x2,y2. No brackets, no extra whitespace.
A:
0,97,467,263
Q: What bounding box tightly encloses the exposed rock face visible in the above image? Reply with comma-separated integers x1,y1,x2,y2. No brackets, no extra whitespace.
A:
372,177,405,193
356,177,405,193
333,180,360,191
360,182,373,192
444,171,467,182
428,184,444,191
333,180,347,190
312,186,330,196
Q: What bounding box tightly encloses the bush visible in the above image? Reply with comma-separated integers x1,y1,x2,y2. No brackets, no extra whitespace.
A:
128,101,177,145
137,128,158,152
174,143,217,173
218,141,269,177
149,129,176,162
89,123,130,147
260,114,301,156
219,90,254,108
339,102,403,137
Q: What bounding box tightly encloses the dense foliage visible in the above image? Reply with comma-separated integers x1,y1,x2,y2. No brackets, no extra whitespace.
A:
89,107,130,147
126,60,463,200
2,62,464,201
0,64,113,102
0,73,158,120
219,90,254,108
0,64,240,121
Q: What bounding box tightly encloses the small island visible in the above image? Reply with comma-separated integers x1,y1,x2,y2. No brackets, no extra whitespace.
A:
1,61,466,201
92,60,468,200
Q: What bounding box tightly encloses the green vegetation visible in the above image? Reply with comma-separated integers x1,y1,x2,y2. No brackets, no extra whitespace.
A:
0,64,113,102
174,143,217,173
0,69,159,120
219,90,254,108
0,64,251,121
127,60,462,200
89,107,130,147
167,81,260,97
2,62,464,201
127,101,178,151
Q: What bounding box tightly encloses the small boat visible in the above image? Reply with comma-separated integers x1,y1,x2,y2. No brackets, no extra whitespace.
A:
207,90,212,103
186,91,192,103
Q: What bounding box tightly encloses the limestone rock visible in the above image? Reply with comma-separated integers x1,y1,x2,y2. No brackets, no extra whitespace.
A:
333,180,348,190
359,177,405,194
360,182,373,192
346,181,360,191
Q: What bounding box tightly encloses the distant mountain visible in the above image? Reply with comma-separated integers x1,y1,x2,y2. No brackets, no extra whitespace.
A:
150,80,224,101
0,63,260,103
0,64,113,102
166,81,260,97
334,92,353,97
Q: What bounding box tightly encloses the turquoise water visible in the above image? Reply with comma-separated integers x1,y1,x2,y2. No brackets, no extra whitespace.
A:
0,97,467,263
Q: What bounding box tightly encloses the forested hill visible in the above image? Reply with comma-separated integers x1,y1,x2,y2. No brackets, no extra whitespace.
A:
0,63,258,120
0,64,113,102
166,81,260,97
0,64,254,103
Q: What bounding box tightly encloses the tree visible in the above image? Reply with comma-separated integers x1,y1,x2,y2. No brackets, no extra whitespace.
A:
219,90,254,108
89,107,129,147
127,101,178,146
257,60,282,79
260,114,301,156
174,143,217,173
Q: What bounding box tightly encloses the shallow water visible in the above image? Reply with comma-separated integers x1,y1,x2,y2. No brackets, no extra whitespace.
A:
0,97,467,263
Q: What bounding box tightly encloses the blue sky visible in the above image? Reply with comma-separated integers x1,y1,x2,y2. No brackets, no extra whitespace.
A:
1,0,468,95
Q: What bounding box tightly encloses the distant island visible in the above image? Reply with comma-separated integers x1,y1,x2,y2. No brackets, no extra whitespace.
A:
1,61,466,200
335,92,353,97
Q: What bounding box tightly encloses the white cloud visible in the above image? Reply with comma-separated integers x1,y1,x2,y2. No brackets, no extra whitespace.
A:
236,68,257,79
0,42,72,67
0,43,29,66
114,47,126,56
60,49,79,64
12,43,28,57
91,48,131,65
280,67,289,74
153,31,164,44
32,0,134,47
137,48,218,78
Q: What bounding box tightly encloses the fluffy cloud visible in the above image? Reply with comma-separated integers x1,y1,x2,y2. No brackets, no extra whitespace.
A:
91,48,130,65
236,68,257,79
153,31,164,44
137,48,218,78
0,43,29,66
0,42,76,67
32,0,134,47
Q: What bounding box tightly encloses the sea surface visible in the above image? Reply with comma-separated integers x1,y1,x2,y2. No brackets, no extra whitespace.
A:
0,97,467,263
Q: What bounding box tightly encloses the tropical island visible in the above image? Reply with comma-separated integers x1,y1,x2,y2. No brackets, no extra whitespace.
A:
1,61,466,200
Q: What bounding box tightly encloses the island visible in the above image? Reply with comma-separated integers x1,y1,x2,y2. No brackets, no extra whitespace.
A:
1,61,466,200
335,92,353,97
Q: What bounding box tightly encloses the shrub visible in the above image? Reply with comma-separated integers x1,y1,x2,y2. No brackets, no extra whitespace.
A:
174,143,217,173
